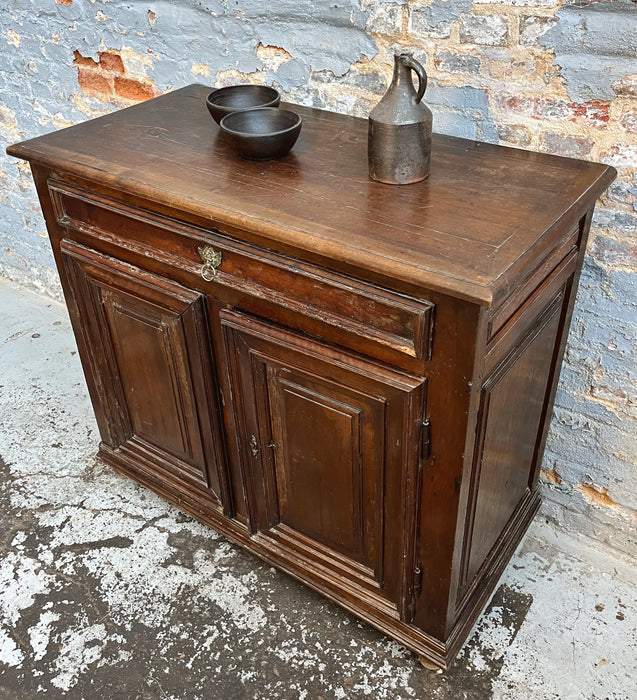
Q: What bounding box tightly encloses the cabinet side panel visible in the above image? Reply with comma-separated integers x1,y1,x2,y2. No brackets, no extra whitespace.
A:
460,296,562,595
29,166,126,446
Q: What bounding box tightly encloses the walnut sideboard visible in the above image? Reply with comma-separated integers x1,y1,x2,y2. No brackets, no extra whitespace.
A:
8,84,615,669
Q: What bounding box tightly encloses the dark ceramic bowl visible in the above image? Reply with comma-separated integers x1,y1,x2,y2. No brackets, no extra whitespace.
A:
206,85,280,124
219,108,302,160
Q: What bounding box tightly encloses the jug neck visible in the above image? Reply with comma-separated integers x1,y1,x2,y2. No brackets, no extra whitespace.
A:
390,54,418,97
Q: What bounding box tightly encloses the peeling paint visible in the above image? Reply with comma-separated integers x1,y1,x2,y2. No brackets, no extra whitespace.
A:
540,0,637,102
540,467,562,485
191,62,211,77
257,42,293,72
579,483,620,509
6,29,21,48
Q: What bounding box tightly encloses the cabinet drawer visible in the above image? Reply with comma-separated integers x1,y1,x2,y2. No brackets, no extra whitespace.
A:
50,180,435,366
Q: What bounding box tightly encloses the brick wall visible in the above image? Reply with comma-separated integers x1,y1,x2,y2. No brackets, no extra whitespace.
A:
1,0,635,557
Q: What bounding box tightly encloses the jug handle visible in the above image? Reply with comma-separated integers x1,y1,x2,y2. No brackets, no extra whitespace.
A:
404,56,428,103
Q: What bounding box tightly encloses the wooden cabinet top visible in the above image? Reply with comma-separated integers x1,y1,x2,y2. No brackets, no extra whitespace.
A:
8,84,615,306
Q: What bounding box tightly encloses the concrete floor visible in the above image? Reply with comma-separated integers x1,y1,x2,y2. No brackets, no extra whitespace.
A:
1,279,635,700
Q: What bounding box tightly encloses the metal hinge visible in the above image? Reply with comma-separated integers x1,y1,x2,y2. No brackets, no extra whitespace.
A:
414,564,423,599
421,418,431,460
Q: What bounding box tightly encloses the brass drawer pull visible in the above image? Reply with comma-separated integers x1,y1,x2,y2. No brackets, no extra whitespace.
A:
197,245,222,281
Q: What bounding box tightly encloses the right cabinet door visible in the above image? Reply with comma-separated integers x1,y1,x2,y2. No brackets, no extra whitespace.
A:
220,310,426,616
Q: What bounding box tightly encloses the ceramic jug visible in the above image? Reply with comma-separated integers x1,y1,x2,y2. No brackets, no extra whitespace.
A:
368,53,433,185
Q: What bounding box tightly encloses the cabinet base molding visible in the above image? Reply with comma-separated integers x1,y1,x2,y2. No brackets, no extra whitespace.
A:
101,443,452,665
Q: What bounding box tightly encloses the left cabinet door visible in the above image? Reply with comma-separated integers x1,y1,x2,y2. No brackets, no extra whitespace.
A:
60,239,230,508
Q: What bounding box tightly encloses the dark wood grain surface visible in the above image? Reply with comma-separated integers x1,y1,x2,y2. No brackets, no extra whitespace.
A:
7,84,615,305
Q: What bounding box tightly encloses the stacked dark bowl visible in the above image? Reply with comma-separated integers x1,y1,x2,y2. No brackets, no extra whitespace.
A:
206,85,302,160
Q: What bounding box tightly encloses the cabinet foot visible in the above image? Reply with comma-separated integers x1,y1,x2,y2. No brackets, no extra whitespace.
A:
418,654,442,672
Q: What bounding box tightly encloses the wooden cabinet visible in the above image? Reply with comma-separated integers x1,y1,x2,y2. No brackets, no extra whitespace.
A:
8,85,615,668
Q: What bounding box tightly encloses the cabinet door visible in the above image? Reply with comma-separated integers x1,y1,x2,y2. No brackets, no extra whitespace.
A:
220,310,426,617
61,239,230,507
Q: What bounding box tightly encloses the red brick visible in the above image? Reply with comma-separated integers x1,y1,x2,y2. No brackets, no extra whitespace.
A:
600,144,637,167
568,100,610,124
497,123,532,147
497,94,610,127
114,76,157,102
77,67,113,98
98,51,125,75
541,132,594,158
496,94,538,114
534,99,571,120
73,50,98,68
621,109,637,133
613,74,637,97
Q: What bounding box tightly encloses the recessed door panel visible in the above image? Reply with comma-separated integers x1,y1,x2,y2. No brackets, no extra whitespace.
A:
266,368,382,569
103,290,202,463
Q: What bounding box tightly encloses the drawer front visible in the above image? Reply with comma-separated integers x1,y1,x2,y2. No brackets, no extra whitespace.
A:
50,180,435,367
